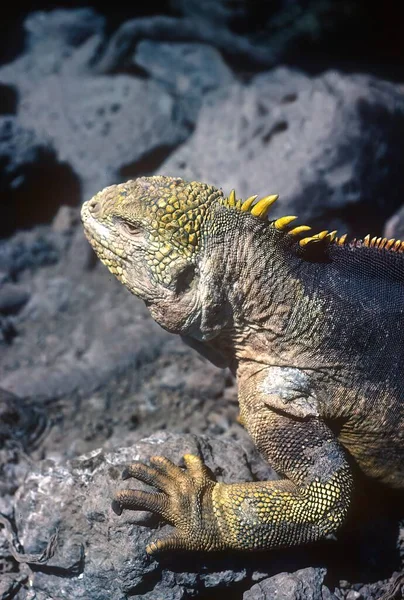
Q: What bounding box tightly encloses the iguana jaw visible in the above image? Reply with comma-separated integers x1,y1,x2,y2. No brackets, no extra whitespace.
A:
81,199,148,299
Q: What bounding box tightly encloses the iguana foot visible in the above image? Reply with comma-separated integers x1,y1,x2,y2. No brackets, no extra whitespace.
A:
112,454,220,555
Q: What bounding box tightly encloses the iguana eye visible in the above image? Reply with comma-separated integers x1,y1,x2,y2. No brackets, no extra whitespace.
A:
123,221,140,235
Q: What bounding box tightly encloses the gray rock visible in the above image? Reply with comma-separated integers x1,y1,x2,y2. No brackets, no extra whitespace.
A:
0,117,44,173
0,11,193,207
384,205,404,241
24,8,104,55
161,67,404,236
134,41,234,124
0,227,62,276
0,388,48,497
95,2,362,74
0,317,16,345
170,0,250,25
51,205,81,233
0,572,28,600
13,74,189,200
346,591,362,600
8,433,269,599
0,283,30,315
0,9,104,87
0,116,81,238
243,567,328,599
0,274,169,401
93,14,275,75
65,226,98,273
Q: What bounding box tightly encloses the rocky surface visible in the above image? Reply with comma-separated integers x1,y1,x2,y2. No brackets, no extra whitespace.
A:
2,8,404,237
384,206,404,242
0,25,191,203
93,1,369,74
0,5,403,600
1,426,402,599
134,40,234,126
2,433,278,600
243,568,328,600
160,67,404,237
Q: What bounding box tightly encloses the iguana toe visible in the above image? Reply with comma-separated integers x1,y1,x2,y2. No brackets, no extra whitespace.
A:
112,488,167,516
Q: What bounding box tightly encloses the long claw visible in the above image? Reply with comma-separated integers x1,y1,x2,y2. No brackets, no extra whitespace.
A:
122,461,173,491
111,499,123,516
146,533,183,555
113,489,168,515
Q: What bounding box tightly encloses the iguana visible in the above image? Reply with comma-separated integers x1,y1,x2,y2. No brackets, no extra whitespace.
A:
81,175,403,556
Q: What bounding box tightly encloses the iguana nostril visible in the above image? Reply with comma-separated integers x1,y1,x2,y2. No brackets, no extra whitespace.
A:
88,200,101,216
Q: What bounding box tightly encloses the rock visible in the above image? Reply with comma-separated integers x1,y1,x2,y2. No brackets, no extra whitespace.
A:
65,226,98,272
93,14,275,75
0,388,47,452
0,9,105,87
161,67,404,236
0,388,48,497
0,117,46,184
0,316,16,345
0,274,170,401
346,591,362,600
243,567,328,599
170,0,250,25
51,207,97,272
95,2,366,74
134,41,234,124
52,205,81,233
0,227,62,276
384,205,404,241
0,572,28,600
0,283,30,315
13,74,189,200
0,116,81,237
8,433,276,599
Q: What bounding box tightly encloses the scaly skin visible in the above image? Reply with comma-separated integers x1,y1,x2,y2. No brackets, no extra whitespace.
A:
81,175,403,555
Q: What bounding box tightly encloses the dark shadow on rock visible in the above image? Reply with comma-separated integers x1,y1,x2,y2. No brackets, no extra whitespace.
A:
0,148,81,238
120,143,185,180
0,84,17,115
0,388,48,453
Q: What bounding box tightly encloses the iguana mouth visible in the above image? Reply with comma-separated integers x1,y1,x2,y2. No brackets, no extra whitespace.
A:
81,202,129,263
81,202,132,290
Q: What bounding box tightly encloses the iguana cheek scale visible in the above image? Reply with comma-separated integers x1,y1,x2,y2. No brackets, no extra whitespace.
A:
81,175,403,555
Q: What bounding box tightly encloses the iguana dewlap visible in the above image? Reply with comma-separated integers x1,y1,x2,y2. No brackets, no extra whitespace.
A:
81,176,403,554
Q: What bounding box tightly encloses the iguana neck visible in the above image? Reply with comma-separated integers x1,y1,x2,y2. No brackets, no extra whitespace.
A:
195,208,321,372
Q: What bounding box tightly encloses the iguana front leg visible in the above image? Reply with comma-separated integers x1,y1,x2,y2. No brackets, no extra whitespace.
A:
112,379,354,554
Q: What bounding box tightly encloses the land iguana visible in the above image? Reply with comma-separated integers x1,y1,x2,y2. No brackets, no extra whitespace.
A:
81,175,403,556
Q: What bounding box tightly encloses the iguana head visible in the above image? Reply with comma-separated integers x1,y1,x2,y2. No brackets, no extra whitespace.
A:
81,176,229,336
